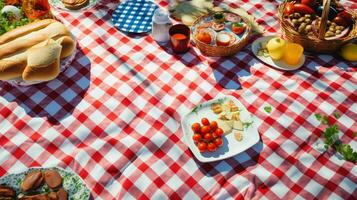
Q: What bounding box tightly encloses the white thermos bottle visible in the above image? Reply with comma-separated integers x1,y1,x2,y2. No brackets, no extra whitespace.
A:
152,8,172,43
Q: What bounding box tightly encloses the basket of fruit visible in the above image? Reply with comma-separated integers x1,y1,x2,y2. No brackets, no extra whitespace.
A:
278,0,357,53
191,11,252,57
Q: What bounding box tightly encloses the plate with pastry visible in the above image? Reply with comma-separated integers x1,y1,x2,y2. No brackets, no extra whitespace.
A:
0,166,90,200
49,0,98,11
181,95,260,163
0,18,77,86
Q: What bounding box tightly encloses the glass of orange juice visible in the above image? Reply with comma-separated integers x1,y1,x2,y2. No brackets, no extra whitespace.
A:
283,43,304,65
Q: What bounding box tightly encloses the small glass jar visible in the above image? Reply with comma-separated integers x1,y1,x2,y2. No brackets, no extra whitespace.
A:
152,8,172,43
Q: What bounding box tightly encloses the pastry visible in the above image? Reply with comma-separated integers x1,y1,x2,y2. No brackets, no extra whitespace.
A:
61,0,89,10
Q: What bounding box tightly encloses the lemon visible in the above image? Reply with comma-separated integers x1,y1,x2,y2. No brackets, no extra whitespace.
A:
341,43,357,62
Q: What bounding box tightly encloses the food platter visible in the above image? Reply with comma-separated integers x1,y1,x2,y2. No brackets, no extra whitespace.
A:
252,36,305,71
0,167,90,200
49,0,99,11
181,95,260,163
191,12,249,47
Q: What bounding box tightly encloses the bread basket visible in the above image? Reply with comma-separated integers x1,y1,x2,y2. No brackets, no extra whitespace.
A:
192,11,252,57
278,0,357,53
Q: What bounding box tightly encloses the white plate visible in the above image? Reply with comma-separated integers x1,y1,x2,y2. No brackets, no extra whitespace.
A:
181,95,260,163
0,166,90,199
252,36,305,71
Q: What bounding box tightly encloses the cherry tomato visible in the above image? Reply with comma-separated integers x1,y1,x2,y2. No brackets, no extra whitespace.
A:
192,134,202,142
301,0,316,7
284,2,295,16
204,133,214,141
207,142,217,152
215,128,224,137
191,123,201,133
212,132,219,139
210,121,218,131
214,138,223,147
197,142,207,152
201,118,210,126
201,126,210,134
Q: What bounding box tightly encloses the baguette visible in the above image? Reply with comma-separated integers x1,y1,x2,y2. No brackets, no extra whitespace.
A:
0,19,56,45
22,40,62,82
0,22,70,59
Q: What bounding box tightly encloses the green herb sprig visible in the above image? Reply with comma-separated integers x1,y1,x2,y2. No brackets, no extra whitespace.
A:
315,113,357,163
264,106,272,113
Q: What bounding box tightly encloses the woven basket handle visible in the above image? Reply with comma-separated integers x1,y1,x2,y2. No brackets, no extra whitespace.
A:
318,0,331,39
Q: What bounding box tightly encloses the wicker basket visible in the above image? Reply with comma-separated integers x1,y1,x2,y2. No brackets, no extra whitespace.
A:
278,0,357,53
192,12,252,57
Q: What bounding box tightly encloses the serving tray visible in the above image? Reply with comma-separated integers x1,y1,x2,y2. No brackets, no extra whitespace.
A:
0,166,90,200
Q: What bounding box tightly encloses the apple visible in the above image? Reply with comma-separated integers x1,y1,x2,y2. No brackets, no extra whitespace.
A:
266,37,287,60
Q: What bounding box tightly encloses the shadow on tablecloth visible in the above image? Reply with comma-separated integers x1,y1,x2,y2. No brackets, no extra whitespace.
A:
194,140,263,176
0,47,91,125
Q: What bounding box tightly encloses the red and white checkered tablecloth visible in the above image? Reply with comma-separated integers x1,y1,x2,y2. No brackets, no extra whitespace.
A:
0,0,356,199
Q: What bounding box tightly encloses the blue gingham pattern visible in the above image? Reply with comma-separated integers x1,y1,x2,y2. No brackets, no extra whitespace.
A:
112,0,158,33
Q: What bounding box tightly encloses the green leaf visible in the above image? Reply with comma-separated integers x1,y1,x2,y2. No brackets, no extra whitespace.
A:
333,112,341,119
354,132,357,137
264,106,272,114
243,121,253,129
315,113,322,121
321,116,329,125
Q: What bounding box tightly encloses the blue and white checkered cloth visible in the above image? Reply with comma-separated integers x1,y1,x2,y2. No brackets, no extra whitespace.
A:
112,0,158,33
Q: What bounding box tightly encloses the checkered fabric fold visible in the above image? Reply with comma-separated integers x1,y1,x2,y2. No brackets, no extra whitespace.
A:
0,0,356,199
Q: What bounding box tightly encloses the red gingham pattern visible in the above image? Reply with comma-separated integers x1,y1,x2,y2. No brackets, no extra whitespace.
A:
0,0,356,199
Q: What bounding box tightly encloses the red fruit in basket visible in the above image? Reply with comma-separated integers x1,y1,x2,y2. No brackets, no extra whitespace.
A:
204,133,214,141
210,121,218,131
196,30,212,44
293,4,315,15
192,134,202,142
197,142,207,152
215,128,224,137
284,2,295,16
333,16,349,27
301,0,316,7
207,142,217,152
214,138,223,147
191,123,201,133
231,22,246,35
201,125,210,134
201,118,210,126
338,10,352,21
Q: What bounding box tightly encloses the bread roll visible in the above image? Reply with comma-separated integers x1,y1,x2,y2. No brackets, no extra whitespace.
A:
0,20,74,82
0,40,51,81
0,59,26,80
56,36,76,58
22,40,62,82
0,22,70,58
0,19,56,44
